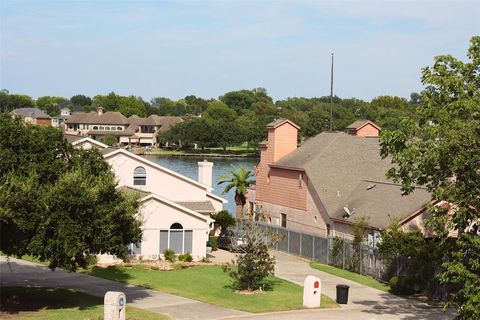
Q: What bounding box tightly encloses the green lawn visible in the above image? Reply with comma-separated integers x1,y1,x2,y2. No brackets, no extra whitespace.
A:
310,262,390,292
0,287,168,320
82,264,337,313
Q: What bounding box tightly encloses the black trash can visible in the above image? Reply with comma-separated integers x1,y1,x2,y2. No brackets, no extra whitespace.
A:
336,284,349,304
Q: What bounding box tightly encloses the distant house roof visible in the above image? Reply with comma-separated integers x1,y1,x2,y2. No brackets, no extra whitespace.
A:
64,133,83,143
346,120,381,131
266,118,300,129
86,130,132,136
272,132,430,230
66,111,129,125
10,108,51,119
139,115,183,130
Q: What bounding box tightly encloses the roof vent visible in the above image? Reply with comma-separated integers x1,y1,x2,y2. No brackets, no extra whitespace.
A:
366,184,376,190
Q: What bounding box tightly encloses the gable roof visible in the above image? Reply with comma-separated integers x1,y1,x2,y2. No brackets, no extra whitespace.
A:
10,108,51,119
71,137,109,149
102,148,227,203
272,132,431,230
118,186,213,224
176,201,215,213
266,118,300,130
66,111,128,125
346,120,381,131
139,115,183,130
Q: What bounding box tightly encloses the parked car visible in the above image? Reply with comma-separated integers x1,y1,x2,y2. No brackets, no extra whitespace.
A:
217,229,245,251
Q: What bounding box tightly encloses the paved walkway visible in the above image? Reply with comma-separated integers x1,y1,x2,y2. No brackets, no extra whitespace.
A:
1,253,455,320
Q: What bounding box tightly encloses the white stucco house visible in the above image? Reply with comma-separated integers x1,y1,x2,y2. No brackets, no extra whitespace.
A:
67,136,226,262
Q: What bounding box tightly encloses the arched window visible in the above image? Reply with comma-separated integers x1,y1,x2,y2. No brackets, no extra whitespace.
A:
160,223,192,254
117,127,123,131
93,126,98,130
133,166,146,186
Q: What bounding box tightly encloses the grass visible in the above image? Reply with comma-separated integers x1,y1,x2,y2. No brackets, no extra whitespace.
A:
146,146,259,158
82,264,337,313
0,287,169,320
310,262,390,292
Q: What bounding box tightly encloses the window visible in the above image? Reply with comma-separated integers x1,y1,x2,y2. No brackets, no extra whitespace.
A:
133,166,146,186
99,126,104,130
93,126,98,130
281,213,287,228
117,127,123,131
105,127,111,131
159,223,193,254
327,224,331,236
298,173,303,187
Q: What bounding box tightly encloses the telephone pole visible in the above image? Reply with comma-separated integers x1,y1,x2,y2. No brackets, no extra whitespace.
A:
329,52,334,131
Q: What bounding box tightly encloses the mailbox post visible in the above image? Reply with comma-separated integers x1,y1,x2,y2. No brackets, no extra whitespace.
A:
104,291,126,320
303,275,321,308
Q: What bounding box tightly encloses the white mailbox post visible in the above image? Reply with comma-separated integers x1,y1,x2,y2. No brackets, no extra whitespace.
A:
104,291,126,320
303,275,321,308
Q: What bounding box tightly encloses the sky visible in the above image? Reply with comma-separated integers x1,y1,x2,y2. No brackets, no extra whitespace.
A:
0,0,478,102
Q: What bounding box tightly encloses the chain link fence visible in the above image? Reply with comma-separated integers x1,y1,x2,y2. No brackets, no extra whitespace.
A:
261,224,385,280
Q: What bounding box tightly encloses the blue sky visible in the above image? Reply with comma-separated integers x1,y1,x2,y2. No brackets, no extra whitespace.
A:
0,0,478,102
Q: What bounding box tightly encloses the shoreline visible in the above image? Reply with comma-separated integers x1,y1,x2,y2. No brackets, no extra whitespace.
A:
143,150,260,159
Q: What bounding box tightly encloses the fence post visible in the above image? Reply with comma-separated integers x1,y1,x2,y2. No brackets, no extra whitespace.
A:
359,245,363,274
299,233,302,256
326,236,330,265
287,230,290,253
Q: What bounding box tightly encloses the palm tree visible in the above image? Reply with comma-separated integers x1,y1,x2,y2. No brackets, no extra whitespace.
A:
218,165,254,220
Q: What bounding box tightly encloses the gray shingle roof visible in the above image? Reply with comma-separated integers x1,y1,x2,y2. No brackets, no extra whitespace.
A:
346,120,381,130
66,111,128,125
10,108,51,119
64,134,83,143
175,201,215,213
272,132,431,229
117,185,152,198
139,115,183,130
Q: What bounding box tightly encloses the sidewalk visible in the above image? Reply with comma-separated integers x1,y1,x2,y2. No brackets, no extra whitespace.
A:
0,256,248,320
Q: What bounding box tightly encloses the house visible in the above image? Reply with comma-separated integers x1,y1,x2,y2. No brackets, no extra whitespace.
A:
66,138,226,261
64,133,109,149
51,107,71,128
118,115,183,146
249,119,431,239
65,108,182,146
10,108,52,126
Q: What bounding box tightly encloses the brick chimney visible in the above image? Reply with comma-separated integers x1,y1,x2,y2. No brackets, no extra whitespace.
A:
346,120,381,137
256,119,299,201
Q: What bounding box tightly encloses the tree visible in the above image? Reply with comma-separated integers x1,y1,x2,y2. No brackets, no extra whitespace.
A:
100,134,118,146
71,94,92,107
380,36,480,319
0,114,142,271
36,96,67,116
350,217,369,271
224,219,276,291
218,165,254,220
210,210,236,235
0,92,35,113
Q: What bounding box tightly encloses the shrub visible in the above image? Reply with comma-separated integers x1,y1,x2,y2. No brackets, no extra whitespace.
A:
389,275,420,295
85,254,97,267
178,253,193,262
163,249,176,262
209,236,218,251
201,257,210,263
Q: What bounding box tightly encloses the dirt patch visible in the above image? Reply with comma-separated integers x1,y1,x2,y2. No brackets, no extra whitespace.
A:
235,289,266,295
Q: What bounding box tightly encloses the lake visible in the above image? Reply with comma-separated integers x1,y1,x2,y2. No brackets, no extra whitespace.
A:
142,155,259,214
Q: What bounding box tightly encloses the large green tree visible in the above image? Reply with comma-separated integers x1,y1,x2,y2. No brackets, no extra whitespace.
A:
380,36,480,319
218,165,254,220
0,114,142,271
0,91,35,113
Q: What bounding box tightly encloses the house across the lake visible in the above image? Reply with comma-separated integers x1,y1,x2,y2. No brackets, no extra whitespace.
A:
64,108,182,146
67,137,225,261
10,108,52,126
248,119,432,240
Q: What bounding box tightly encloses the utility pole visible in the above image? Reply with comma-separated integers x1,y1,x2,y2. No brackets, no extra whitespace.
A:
330,52,334,131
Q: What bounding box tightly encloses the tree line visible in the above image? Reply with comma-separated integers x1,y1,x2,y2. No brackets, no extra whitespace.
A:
0,88,421,149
